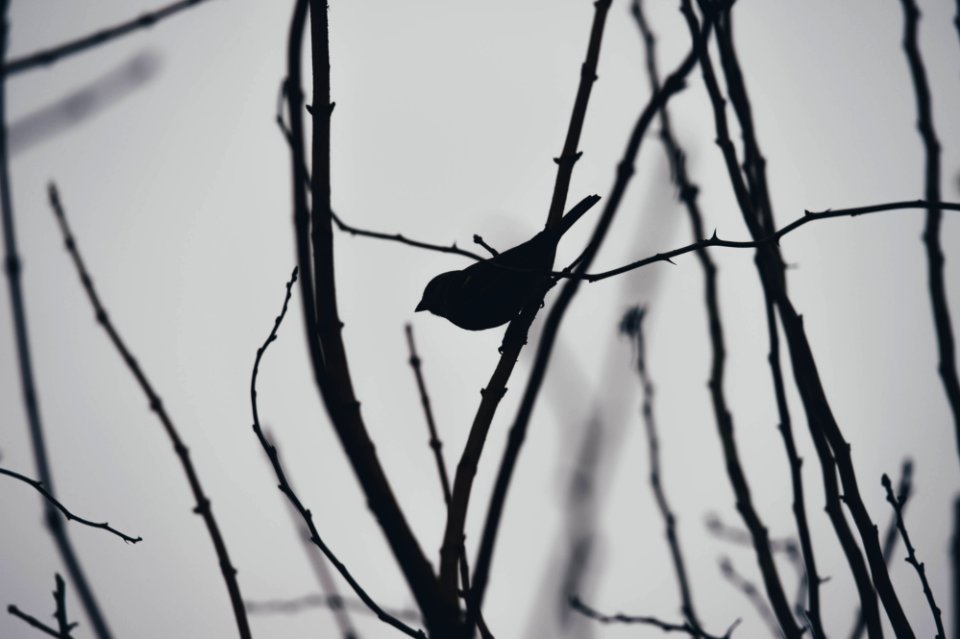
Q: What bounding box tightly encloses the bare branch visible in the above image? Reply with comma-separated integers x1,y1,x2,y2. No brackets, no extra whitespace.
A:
246,592,420,623
0,466,141,544
47,183,251,639
53,575,77,639
882,469,945,638
8,605,61,638
3,0,216,76
718,558,780,637
249,268,425,639
570,596,738,639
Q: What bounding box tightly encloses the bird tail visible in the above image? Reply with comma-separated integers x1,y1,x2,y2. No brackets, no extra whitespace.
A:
554,194,601,238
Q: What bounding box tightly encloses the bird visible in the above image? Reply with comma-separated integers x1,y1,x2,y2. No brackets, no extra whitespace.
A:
415,195,600,330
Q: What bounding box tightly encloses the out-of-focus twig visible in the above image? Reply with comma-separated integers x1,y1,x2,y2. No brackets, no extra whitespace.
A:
0,466,141,543
0,6,113,636
570,596,738,639
8,604,61,638
48,183,251,639
246,593,420,623
718,558,780,638
882,469,945,638
249,267,424,639
4,0,214,75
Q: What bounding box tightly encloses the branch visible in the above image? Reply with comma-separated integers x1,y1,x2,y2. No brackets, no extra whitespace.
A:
0,6,113,635
621,306,704,634
718,558,780,638
882,470,945,638
438,0,616,615
570,596,738,639
53,575,76,639
8,605,61,638
249,268,425,639
3,0,215,76
47,183,251,639
897,0,960,465
579,200,960,282
465,14,714,635
246,592,420,623
0,466,141,543
405,324,451,505
285,1,446,630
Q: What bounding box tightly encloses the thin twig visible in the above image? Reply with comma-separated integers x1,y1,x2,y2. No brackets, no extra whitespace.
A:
249,268,425,639
8,605,61,638
3,0,215,75
0,6,113,636
850,459,912,639
53,574,77,639
0,467,141,543
718,558,780,638
404,324,451,505
48,184,251,639
882,470,945,638
439,0,616,619
621,306,704,634
466,15,714,636
570,596,738,639
472,235,499,257
578,200,960,282
705,514,798,556
246,593,420,623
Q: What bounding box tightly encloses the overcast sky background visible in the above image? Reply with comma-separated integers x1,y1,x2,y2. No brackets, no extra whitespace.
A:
2,0,960,637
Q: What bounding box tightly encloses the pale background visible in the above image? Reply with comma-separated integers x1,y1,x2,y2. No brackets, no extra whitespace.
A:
2,0,960,637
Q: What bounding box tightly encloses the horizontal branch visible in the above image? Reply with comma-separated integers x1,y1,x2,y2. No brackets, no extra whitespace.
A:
4,0,215,76
246,592,420,623
580,199,960,282
570,596,738,639
0,466,141,543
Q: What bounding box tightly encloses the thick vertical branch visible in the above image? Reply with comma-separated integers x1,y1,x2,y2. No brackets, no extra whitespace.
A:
897,0,960,465
285,1,446,632
466,22,712,635
438,0,614,605
0,6,113,638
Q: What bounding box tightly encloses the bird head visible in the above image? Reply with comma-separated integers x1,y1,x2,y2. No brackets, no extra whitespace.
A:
415,270,460,318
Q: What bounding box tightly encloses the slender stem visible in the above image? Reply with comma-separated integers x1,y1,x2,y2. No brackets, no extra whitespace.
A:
570,596,737,639
897,0,960,467
0,467,141,543
621,307,703,634
438,0,615,610
249,268,424,639
8,605,61,638
882,471,945,638
48,184,251,639
53,574,75,639
246,593,420,622
3,0,215,75
0,6,113,636
466,18,712,635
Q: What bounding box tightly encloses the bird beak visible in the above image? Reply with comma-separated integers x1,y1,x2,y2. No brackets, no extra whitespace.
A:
415,300,427,312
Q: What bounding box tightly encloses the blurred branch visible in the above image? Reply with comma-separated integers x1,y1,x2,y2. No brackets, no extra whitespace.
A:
48,184,251,639
851,460,913,639
466,13,714,636
440,0,616,620
621,306,704,634
7,574,77,639
3,0,214,75
896,0,960,469
8,52,160,154
578,200,960,282
0,6,113,636
248,268,424,639
705,514,798,556
284,1,446,629
246,593,420,623
0,466,141,543
882,469,945,638
570,596,738,639
405,324,451,505
718,558,780,638
8,604,62,638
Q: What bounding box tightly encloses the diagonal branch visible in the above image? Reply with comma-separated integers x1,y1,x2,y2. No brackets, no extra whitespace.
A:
405,324,451,506
570,596,738,639
249,268,425,639
8,604,62,639
48,184,251,639
3,0,215,76
0,466,141,544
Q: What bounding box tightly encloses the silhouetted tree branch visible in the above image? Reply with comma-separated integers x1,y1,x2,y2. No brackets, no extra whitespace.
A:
405,324,451,506
48,183,251,639
8,574,77,639
718,557,780,637
570,596,738,639
3,0,215,75
246,593,420,623
0,467,141,544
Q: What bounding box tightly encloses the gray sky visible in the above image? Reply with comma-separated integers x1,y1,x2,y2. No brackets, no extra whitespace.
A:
2,0,960,637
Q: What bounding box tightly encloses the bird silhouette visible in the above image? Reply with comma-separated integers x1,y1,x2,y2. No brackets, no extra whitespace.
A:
415,195,600,330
